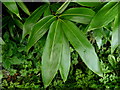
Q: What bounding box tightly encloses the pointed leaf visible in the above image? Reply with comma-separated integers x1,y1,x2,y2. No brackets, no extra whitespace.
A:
56,0,71,14
44,6,51,17
59,32,70,82
22,4,47,39
60,8,95,24
26,15,56,52
3,0,21,19
111,15,120,53
42,20,62,88
61,20,103,77
88,2,119,31
17,2,30,16
93,28,103,49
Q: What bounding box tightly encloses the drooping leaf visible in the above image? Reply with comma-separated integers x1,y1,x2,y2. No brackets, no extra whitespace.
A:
44,6,51,17
61,20,103,77
59,32,70,82
88,2,118,31
42,20,62,88
17,2,30,16
13,18,23,30
56,0,71,14
60,8,95,24
26,15,56,52
76,2,101,7
93,28,103,49
22,4,47,39
3,0,21,19
111,15,120,53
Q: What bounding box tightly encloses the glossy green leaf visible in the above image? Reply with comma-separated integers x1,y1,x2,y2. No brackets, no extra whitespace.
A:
111,15,120,53
93,28,103,49
61,20,103,77
26,15,56,52
3,0,21,19
42,20,62,88
22,4,47,39
17,2,30,16
76,2,101,7
44,6,51,17
88,2,118,31
56,0,71,14
59,32,70,82
60,8,95,24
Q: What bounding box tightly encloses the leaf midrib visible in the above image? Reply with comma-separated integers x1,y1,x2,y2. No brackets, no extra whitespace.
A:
61,20,87,51
49,20,59,62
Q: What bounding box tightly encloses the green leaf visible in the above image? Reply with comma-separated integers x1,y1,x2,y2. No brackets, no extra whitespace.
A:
93,28,103,49
22,4,47,39
10,56,23,65
60,8,95,24
108,55,117,67
61,20,103,77
59,32,70,82
76,2,101,7
56,0,71,14
44,6,51,17
88,2,118,31
13,18,23,30
111,15,120,53
42,20,62,88
3,0,21,19
17,2,30,16
26,15,56,52
0,37,5,45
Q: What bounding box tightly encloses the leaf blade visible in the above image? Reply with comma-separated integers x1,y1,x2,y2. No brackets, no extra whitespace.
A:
88,2,118,31
59,32,70,82
3,0,21,19
26,15,56,52
42,20,62,87
60,8,95,24
17,2,30,16
22,4,47,39
111,15,120,53
61,20,103,77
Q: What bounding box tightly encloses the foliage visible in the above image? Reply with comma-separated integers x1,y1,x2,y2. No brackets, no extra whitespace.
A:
1,1,120,89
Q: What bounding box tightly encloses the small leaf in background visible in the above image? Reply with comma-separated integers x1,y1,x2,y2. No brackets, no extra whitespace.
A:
59,32,70,82
42,20,62,88
3,60,11,70
10,56,23,65
108,55,117,67
88,2,118,31
76,2,101,7
0,37,5,45
17,2,30,16
111,15,120,53
26,15,56,52
61,20,103,77
44,6,51,16
22,4,47,39
3,0,21,19
93,28,103,49
60,7,95,24
56,0,71,14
